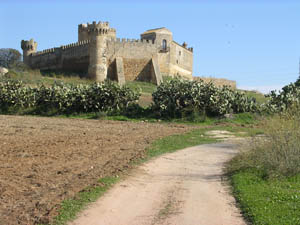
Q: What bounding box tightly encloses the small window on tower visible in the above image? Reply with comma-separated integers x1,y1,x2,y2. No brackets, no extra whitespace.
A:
179,51,181,56
162,39,167,50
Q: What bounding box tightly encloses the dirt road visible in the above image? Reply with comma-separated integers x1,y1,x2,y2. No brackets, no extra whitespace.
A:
70,142,246,225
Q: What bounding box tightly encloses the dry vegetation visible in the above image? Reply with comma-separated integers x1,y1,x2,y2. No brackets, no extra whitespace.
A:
228,104,300,177
227,105,300,225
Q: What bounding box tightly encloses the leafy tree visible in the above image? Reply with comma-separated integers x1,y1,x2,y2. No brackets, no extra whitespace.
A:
0,48,21,68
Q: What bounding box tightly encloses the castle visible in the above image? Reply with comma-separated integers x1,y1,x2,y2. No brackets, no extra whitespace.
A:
21,21,193,85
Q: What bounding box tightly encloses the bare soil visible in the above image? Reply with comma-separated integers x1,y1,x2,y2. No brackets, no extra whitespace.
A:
0,115,190,225
70,142,245,225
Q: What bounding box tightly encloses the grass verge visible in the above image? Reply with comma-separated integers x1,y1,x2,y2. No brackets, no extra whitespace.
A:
143,127,219,161
227,105,300,224
231,170,300,225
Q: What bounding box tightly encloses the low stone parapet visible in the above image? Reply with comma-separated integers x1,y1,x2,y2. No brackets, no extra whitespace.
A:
193,76,236,89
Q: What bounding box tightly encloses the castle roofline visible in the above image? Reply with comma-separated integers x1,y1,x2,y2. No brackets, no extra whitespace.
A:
141,27,172,35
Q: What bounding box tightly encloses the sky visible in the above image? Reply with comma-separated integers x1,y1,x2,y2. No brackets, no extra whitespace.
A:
1,0,300,93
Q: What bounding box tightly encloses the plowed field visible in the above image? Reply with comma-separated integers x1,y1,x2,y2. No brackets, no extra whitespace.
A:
0,115,190,225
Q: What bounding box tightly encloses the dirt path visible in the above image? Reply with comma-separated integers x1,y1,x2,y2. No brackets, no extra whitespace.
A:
70,142,246,225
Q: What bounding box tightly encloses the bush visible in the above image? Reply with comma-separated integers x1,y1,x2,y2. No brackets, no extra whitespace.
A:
228,104,300,177
152,78,258,118
0,79,140,115
0,80,36,112
263,83,300,113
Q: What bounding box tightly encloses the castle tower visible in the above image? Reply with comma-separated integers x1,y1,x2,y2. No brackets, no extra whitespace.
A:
141,27,173,51
87,21,110,82
21,39,37,66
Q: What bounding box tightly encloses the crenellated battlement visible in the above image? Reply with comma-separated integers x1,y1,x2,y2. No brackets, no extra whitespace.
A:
87,21,111,35
113,38,155,45
32,48,55,56
78,22,116,41
108,28,116,35
78,23,88,30
61,40,90,50
187,47,193,52
32,40,90,57
21,39,37,51
88,21,110,29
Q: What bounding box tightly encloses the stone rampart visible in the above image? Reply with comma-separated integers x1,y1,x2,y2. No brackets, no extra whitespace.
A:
31,49,59,70
61,40,90,59
30,40,90,71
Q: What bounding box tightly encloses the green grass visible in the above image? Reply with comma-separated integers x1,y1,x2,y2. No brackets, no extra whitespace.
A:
52,176,119,225
125,81,157,95
144,127,218,160
5,69,94,87
57,111,264,134
6,69,158,94
227,107,300,225
231,170,300,225
240,89,267,104
222,112,258,125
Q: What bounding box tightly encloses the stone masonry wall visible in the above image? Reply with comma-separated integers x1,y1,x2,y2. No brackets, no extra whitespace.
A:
169,41,193,80
122,58,151,81
30,41,90,72
157,52,170,75
107,39,158,82
107,38,158,60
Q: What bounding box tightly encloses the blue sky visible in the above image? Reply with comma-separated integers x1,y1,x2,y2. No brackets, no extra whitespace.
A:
1,0,300,93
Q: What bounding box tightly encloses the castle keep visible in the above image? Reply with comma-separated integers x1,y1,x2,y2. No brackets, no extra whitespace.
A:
21,21,193,85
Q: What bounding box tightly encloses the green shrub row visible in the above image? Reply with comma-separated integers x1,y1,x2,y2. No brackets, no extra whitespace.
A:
4,77,300,118
151,78,259,117
0,79,140,114
264,83,300,113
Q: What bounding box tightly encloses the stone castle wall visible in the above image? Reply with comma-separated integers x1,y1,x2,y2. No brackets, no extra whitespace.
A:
106,38,158,81
169,41,193,80
107,38,157,59
122,58,151,81
28,37,159,81
30,40,90,72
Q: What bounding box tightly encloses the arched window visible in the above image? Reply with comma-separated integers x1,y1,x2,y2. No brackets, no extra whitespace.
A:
162,39,167,50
